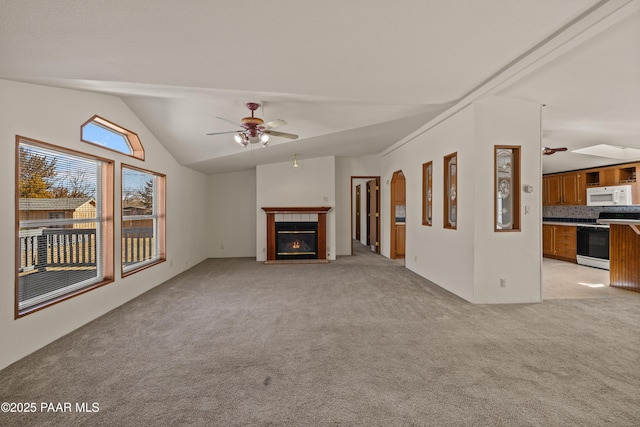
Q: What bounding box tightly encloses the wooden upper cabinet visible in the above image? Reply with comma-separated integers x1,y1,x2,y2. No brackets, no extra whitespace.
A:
544,175,562,205
561,172,584,205
544,161,640,206
601,168,617,186
543,172,585,205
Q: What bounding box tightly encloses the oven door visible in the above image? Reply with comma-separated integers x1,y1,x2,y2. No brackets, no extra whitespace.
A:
576,226,610,270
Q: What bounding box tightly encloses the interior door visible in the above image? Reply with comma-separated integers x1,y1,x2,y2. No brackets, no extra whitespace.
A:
368,178,380,253
355,185,361,241
390,171,406,259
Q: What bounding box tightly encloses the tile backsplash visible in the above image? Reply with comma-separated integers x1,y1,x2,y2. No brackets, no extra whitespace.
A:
543,204,640,220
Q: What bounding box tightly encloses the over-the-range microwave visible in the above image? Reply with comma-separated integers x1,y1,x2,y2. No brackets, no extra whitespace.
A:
586,185,633,206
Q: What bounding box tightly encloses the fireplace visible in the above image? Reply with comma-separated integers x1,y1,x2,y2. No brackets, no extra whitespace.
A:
262,206,331,264
275,222,318,260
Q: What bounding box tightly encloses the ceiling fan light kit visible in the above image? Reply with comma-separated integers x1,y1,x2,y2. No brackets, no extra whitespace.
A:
207,102,298,149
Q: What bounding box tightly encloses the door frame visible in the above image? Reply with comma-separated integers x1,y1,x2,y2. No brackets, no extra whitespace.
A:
390,170,406,259
350,175,381,255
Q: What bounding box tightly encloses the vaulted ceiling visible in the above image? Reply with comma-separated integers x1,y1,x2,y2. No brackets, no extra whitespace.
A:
1,0,638,174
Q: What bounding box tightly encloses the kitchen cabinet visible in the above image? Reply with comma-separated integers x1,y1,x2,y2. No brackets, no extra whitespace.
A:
582,163,639,202
585,165,636,186
543,172,585,206
542,224,577,262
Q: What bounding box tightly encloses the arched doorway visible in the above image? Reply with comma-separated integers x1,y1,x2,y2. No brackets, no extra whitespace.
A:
390,170,406,260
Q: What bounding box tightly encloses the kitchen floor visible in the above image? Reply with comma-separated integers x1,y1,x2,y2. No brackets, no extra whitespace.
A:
543,258,640,299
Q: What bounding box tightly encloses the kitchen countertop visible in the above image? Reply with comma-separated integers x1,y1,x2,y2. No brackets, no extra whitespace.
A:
597,219,640,225
543,221,609,228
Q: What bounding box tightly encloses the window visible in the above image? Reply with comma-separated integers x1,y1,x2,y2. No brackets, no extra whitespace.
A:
443,152,457,230
422,161,433,226
121,165,165,276
16,136,114,317
495,145,521,231
81,115,144,160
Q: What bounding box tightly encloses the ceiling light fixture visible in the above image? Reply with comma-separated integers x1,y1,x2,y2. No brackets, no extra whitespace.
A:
234,133,248,146
293,153,299,168
207,102,298,148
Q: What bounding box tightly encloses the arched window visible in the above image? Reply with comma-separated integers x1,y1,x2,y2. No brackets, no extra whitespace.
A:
81,115,144,160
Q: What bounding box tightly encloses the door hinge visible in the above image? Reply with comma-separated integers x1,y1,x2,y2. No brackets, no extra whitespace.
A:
376,242,379,246
376,213,379,217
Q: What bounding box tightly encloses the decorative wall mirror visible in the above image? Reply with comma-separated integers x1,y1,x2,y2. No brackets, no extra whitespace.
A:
443,152,457,230
495,145,521,231
422,161,433,226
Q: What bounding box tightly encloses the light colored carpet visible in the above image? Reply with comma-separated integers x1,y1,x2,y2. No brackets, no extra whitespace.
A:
1,242,639,426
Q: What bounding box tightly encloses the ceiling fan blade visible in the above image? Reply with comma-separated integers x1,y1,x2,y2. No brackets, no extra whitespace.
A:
215,116,243,127
206,130,240,136
264,130,298,140
261,119,287,129
542,146,568,155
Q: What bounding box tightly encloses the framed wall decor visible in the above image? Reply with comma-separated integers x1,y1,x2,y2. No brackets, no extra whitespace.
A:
422,161,433,226
443,152,457,230
495,145,521,231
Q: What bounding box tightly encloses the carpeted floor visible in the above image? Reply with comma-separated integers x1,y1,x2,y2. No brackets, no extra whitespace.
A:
1,242,639,426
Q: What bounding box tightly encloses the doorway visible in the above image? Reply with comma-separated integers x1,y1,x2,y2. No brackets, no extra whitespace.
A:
351,176,380,255
390,170,406,260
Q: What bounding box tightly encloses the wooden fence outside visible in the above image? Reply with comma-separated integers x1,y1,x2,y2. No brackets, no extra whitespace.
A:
19,227,154,273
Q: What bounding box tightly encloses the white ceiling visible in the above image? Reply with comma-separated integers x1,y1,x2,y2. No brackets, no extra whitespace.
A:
1,0,638,174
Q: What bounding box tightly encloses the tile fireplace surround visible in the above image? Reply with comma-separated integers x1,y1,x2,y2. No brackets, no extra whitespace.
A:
261,207,331,264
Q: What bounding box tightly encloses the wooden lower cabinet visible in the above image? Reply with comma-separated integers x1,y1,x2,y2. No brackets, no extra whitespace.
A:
609,224,640,293
394,224,405,258
542,224,577,262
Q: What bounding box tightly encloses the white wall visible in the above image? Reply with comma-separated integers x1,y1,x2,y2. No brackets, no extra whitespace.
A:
0,79,208,370
336,155,380,255
383,106,477,301
381,97,542,304
206,169,257,258
256,156,336,261
471,97,542,303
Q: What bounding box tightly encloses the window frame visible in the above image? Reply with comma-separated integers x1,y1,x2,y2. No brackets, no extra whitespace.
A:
494,145,521,232
81,115,145,160
443,152,458,230
120,163,166,277
422,161,433,226
15,135,114,318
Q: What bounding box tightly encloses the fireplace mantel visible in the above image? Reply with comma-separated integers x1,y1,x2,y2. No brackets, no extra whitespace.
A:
262,206,332,263
261,206,332,214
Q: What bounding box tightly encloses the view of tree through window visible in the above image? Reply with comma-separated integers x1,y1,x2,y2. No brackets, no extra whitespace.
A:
122,165,165,275
16,137,113,316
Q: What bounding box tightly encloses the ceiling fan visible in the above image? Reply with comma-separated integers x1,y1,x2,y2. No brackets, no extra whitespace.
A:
542,146,568,155
206,102,298,147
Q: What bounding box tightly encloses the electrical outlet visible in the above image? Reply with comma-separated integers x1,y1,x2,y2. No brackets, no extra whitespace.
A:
220,244,224,250
500,278,507,288
414,255,418,262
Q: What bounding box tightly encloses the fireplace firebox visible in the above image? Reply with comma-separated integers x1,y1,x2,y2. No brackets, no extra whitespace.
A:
275,222,318,260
